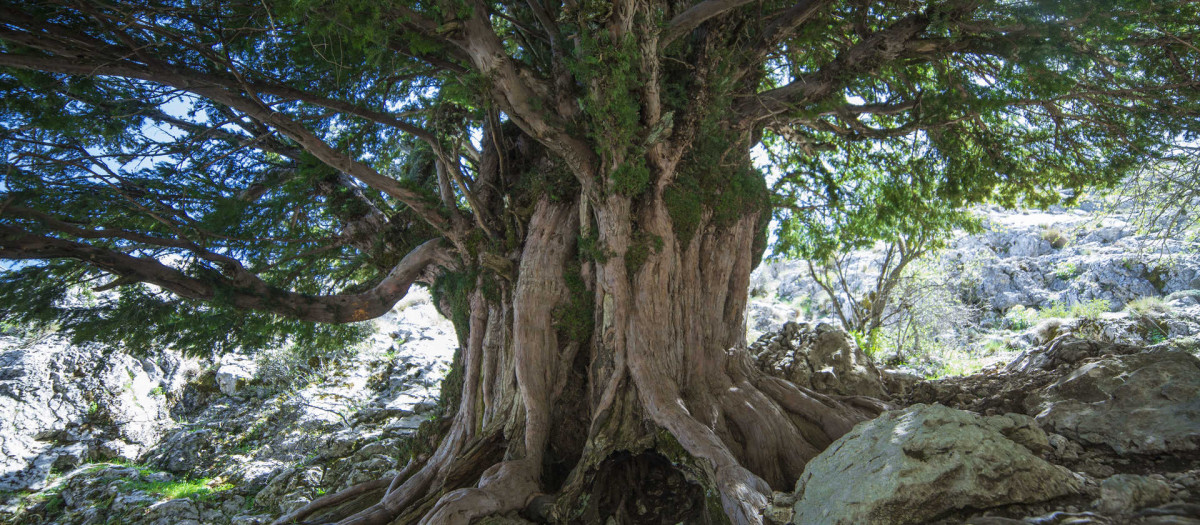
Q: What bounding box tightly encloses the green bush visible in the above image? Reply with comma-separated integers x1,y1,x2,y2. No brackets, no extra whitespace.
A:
1038,299,1111,321
1053,261,1080,279
1004,305,1038,330
1040,227,1070,249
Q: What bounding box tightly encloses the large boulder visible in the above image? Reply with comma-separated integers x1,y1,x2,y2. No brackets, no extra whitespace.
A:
790,404,1081,525
752,322,887,398
1025,349,1200,455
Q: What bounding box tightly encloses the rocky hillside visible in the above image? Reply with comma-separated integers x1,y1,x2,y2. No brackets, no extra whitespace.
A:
750,200,1200,375
1,291,456,524
1,198,1197,525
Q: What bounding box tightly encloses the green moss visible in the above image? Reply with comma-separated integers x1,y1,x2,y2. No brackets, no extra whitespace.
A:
664,162,768,247
430,269,478,348
662,96,769,247
623,232,663,276
555,263,594,343
567,31,654,197
513,156,577,205
577,231,609,263
663,185,703,247
437,345,464,418
611,159,651,196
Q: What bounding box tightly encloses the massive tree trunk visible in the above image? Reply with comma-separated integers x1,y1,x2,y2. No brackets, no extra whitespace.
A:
283,163,887,525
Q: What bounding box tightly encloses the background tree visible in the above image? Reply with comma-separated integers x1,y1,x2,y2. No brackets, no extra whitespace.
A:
1,0,1197,523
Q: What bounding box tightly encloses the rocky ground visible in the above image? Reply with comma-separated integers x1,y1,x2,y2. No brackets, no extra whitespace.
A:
752,323,1200,524
0,291,456,525
1,197,1198,525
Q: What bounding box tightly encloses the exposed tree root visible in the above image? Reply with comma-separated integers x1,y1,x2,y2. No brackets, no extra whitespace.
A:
269,478,390,525
421,459,540,524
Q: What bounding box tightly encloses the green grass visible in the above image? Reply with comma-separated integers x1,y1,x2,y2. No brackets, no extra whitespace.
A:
1125,296,1172,318
120,477,233,501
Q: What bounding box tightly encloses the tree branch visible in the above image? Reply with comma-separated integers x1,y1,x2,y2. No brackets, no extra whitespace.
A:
737,12,932,125
659,0,758,50
0,224,449,324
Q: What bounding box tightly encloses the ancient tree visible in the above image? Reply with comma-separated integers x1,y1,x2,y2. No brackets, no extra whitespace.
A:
1,0,1197,522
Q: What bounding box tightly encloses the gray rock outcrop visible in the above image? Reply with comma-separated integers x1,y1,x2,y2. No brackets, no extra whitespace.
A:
752,321,887,398
1099,474,1173,515
1026,349,1200,455
0,337,197,491
790,404,1081,525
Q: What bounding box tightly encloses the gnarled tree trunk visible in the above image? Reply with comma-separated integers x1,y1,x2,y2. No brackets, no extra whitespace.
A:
291,166,886,525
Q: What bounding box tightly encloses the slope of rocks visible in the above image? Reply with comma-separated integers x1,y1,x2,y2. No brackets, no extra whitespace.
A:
0,291,456,525
760,335,1200,525
749,201,1200,375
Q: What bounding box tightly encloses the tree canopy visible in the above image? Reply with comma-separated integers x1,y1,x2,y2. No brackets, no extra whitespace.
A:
1,0,1197,354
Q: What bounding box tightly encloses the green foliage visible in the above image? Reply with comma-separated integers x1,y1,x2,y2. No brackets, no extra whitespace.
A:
556,262,594,344
1,0,1198,365
623,232,663,277
1054,261,1080,279
1041,227,1071,250
611,160,652,197
567,32,650,195
1004,305,1038,330
862,257,980,374
430,270,478,348
665,104,771,247
0,265,372,357
1039,299,1112,321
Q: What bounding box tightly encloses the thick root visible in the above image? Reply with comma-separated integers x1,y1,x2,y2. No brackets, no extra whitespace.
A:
715,464,772,525
269,478,390,525
420,459,541,524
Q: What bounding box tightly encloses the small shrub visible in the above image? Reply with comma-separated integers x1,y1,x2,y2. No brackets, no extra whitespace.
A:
1072,299,1112,320
1004,305,1038,330
1125,296,1172,318
1054,261,1080,279
1146,328,1168,344
1041,227,1070,249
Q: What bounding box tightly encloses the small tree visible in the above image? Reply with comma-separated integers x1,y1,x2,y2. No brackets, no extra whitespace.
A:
806,230,940,341
1,1,1198,523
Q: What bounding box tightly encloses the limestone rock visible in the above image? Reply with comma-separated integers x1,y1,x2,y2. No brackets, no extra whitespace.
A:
1026,350,1200,455
0,336,197,491
1099,474,1172,515
752,322,887,398
215,357,257,396
790,404,1081,525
